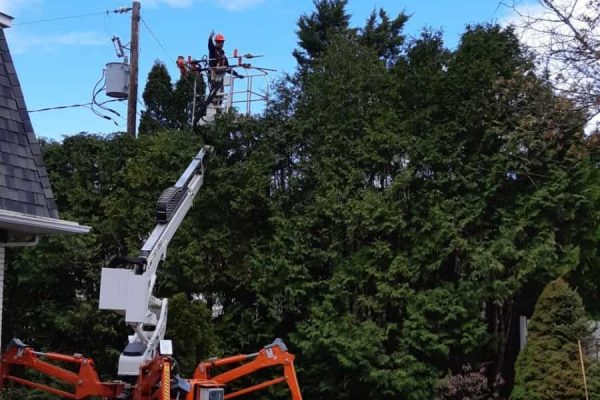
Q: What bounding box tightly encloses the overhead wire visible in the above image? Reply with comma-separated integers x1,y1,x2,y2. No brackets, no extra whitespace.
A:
28,99,124,113
93,80,123,120
141,17,203,98
85,69,124,126
12,8,132,27
12,11,108,26
90,70,112,121
140,18,173,62
140,17,201,103
137,99,146,121
103,12,111,37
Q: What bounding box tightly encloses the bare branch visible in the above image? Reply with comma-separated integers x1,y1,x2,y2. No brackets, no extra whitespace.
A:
503,0,600,123
540,0,599,57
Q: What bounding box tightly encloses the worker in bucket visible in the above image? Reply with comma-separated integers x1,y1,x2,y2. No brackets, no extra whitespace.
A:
207,31,243,108
208,31,244,83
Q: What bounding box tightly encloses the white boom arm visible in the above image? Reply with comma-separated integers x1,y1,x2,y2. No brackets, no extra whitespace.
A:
98,146,211,377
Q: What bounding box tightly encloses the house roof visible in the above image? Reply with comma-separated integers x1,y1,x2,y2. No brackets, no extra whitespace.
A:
0,12,12,29
0,26,89,236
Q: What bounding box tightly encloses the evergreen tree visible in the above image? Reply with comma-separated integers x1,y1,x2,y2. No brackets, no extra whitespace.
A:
139,61,174,135
395,24,599,386
139,62,205,134
360,8,408,66
167,293,216,376
170,74,203,130
512,278,590,400
587,361,600,400
293,0,352,69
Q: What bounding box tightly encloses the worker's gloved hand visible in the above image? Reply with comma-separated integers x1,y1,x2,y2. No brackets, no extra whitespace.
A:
209,30,214,38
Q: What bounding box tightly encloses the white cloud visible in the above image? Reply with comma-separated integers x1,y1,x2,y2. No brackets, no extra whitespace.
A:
7,30,105,54
213,0,265,12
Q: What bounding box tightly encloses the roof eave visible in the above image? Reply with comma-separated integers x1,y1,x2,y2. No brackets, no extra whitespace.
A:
0,12,13,29
0,209,90,235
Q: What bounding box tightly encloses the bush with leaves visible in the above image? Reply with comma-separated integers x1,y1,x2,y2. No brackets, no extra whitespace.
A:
512,278,591,400
587,360,600,400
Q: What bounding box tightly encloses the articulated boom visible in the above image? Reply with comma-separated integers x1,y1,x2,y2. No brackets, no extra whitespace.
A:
99,146,211,377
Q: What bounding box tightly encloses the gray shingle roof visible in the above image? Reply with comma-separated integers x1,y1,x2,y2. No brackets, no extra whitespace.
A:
0,28,58,219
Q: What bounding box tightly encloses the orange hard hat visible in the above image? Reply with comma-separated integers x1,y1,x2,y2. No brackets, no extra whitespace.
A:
215,33,225,42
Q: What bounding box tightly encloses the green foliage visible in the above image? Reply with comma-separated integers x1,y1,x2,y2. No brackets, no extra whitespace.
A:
171,74,204,130
587,361,600,400
139,61,204,135
293,0,352,68
139,61,174,135
512,278,590,400
167,294,216,376
360,8,408,65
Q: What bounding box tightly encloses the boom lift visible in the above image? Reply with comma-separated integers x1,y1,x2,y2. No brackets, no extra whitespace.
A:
98,146,212,378
0,146,302,400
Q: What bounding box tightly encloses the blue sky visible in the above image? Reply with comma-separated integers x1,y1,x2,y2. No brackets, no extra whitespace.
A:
2,0,530,141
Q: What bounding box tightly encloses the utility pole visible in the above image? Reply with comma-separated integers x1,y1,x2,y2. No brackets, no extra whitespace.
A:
127,1,140,137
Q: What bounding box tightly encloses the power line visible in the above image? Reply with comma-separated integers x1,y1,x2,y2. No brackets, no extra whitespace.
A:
12,11,106,26
141,18,173,62
29,99,125,113
141,17,202,97
12,8,132,27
